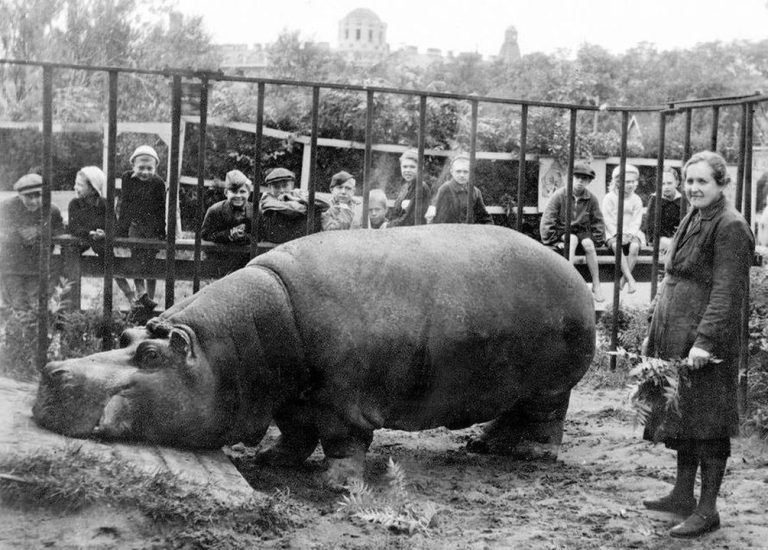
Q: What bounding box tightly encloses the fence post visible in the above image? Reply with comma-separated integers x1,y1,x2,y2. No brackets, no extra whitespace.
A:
37,65,53,370
306,86,320,234
650,110,667,299
102,70,118,350
562,109,577,261
467,100,479,224
250,82,265,257
516,104,528,232
362,89,374,228
609,110,630,370
192,75,209,293
165,75,182,307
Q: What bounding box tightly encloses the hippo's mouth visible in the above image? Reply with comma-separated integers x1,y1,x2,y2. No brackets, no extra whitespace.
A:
33,364,137,440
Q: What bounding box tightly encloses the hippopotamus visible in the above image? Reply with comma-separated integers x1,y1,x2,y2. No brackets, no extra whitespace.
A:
33,225,595,487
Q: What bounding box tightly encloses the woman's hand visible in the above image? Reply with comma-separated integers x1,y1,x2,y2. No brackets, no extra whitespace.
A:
687,346,711,369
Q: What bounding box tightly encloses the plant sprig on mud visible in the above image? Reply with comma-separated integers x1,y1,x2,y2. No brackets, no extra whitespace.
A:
337,458,438,535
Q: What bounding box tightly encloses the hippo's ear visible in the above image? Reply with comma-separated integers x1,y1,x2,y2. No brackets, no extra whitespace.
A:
169,328,193,357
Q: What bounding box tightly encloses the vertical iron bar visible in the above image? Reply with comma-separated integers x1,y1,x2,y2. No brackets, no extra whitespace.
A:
563,109,577,260
650,110,667,299
250,82,265,257
165,75,182,308
306,86,320,234
739,102,754,414
516,105,528,232
610,110,630,370
362,89,374,227
192,76,208,292
37,66,53,370
736,103,747,212
744,103,754,223
467,100,479,224
102,71,118,350
680,108,692,220
710,105,719,152
415,95,427,225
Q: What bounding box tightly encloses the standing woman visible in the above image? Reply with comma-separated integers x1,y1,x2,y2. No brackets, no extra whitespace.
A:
641,151,754,538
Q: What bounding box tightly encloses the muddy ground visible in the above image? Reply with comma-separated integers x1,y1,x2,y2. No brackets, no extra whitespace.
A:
2,380,767,550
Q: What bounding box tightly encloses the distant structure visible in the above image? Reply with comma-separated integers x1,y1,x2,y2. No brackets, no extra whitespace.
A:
498,26,521,64
214,8,520,74
337,7,389,63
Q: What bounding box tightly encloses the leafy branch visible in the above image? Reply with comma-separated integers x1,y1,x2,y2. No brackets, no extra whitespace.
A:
609,348,721,428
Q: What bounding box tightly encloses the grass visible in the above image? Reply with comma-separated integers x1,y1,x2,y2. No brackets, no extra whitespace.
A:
0,444,301,546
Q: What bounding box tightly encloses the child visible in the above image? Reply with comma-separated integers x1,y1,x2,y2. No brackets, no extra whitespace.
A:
433,153,493,224
258,168,327,243
0,173,64,310
367,188,389,229
602,164,644,294
321,171,362,231
116,145,166,311
201,170,253,272
540,161,606,302
68,166,135,301
388,149,432,227
644,167,682,255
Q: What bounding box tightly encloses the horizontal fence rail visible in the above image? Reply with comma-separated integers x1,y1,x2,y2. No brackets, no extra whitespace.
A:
0,58,765,413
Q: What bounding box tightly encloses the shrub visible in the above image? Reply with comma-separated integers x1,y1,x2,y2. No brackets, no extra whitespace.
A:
0,279,130,381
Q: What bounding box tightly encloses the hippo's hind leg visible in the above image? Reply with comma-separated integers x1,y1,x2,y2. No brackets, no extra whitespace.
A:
255,405,319,467
467,391,572,461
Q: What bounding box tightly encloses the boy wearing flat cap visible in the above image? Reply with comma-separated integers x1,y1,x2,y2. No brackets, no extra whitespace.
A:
258,167,328,243
322,171,362,231
540,161,606,302
0,173,64,310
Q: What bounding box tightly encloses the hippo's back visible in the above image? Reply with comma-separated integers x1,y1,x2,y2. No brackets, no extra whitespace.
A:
250,225,594,429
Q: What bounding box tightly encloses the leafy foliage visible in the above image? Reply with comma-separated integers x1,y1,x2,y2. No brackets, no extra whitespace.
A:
337,458,438,535
0,278,129,381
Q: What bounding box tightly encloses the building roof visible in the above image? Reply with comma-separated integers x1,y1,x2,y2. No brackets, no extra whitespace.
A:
341,8,382,23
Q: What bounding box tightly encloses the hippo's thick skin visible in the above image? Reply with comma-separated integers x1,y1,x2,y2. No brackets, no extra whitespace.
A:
34,225,595,488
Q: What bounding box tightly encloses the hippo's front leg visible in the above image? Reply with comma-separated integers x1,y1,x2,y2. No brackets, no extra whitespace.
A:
320,429,374,491
255,405,319,466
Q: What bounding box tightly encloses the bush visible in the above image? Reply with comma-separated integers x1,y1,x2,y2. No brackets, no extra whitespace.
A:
0,279,130,381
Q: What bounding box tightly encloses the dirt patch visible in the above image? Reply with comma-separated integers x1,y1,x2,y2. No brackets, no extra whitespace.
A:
2,383,767,549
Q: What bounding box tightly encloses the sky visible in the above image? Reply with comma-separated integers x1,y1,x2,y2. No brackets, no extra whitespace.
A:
177,0,768,58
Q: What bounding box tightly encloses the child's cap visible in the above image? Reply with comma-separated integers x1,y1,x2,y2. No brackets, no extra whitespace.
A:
399,148,419,163
368,188,388,207
225,169,252,190
573,162,596,180
330,171,354,189
611,164,639,180
130,145,160,165
14,173,43,195
265,167,295,186
79,166,107,197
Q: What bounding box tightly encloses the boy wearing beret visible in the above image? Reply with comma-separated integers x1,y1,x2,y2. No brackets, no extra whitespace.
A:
116,145,166,313
539,161,606,302
321,171,362,231
0,173,64,310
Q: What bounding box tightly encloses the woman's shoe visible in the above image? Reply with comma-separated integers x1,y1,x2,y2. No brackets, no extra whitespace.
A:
643,495,696,516
669,511,720,538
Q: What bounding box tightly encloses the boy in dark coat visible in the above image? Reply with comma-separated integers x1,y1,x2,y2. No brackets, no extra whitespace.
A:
201,170,253,272
116,145,166,312
0,174,64,310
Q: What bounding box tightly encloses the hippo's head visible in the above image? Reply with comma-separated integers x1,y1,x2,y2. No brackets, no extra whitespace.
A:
33,318,271,448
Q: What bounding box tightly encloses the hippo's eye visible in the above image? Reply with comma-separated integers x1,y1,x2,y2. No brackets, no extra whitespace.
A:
136,344,162,367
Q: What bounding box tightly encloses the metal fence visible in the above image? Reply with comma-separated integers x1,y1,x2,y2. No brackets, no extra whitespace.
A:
1,58,766,409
